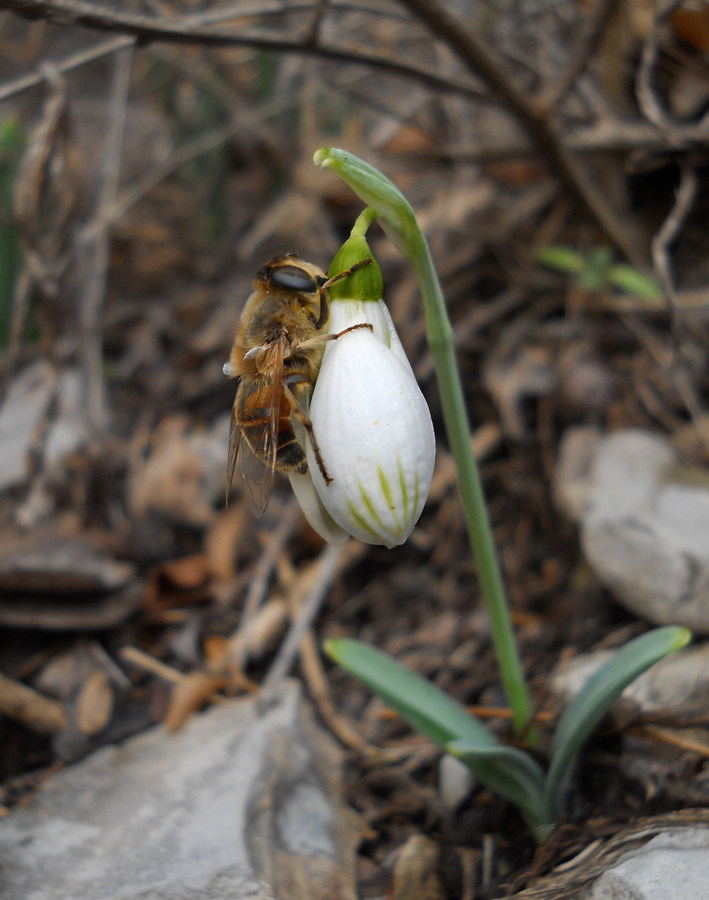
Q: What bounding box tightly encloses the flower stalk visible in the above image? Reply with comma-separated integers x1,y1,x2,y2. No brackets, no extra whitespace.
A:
314,147,535,740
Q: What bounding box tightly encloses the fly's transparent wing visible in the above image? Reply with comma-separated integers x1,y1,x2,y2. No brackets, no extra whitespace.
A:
227,341,285,514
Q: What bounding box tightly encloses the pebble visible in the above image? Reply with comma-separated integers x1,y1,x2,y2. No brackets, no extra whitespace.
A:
555,428,709,633
583,827,709,899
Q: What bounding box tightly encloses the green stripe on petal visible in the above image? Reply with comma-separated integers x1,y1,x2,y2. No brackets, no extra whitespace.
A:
347,498,382,541
358,480,386,530
378,466,394,509
377,466,402,532
397,459,409,520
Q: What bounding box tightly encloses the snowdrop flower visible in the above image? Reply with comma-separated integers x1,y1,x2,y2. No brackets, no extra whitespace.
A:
290,218,435,547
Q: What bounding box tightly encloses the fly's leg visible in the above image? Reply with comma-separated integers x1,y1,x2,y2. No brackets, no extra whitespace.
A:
315,258,372,328
332,322,374,340
321,257,372,291
297,322,373,352
282,380,332,485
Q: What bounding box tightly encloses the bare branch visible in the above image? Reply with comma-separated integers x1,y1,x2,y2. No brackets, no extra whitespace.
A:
77,44,133,432
396,0,648,269
537,0,618,112
651,164,698,302
1,0,488,103
637,0,709,138
0,34,132,102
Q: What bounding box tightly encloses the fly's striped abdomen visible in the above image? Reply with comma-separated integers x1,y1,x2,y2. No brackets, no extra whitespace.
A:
235,378,308,474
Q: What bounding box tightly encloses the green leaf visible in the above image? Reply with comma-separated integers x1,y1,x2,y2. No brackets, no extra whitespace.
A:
325,638,498,748
579,246,613,291
533,245,587,275
607,265,664,303
326,638,551,835
447,738,547,828
544,626,691,820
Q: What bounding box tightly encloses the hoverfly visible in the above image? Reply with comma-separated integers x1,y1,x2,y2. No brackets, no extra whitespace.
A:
225,253,371,511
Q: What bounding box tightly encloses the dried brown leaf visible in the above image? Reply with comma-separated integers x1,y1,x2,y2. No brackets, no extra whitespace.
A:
76,670,113,736
163,670,227,732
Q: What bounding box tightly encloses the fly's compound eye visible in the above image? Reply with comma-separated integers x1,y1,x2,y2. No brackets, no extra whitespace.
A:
269,265,319,293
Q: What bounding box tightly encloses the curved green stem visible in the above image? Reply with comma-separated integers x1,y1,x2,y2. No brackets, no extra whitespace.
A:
314,147,535,741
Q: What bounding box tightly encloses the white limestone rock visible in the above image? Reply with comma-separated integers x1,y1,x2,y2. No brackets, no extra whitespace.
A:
554,428,709,633
0,681,361,900
583,827,709,899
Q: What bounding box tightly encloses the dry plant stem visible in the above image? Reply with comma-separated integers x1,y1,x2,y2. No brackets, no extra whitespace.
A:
99,120,246,230
259,543,345,699
396,0,647,270
119,645,226,704
636,0,708,136
535,0,618,112
2,0,487,103
648,166,709,448
397,119,707,166
0,34,131,102
0,671,67,735
225,499,302,674
77,43,133,432
260,540,365,701
299,628,377,755
651,164,698,303
634,725,709,760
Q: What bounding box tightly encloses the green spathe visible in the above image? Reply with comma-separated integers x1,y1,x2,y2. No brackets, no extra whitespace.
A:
327,208,383,302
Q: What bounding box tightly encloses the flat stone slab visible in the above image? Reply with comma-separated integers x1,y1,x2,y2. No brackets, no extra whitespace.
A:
584,827,709,899
0,681,360,900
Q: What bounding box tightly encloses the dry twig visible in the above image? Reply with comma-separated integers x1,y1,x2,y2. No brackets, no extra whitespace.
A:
76,44,133,432
651,164,698,302
225,499,302,673
260,539,365,699
1,0,488,102
396,0,648,269
536,0,618,113
0,671,67,735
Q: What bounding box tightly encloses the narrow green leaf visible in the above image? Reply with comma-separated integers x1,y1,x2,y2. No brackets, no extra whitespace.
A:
447,738,547,825
579,246,613,291
533,245,587,274
325,638,498,749
327,638,550,831
544,626,691,820
607,265,664,302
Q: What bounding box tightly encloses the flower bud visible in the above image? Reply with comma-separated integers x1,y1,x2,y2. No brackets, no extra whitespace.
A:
302,218,435,547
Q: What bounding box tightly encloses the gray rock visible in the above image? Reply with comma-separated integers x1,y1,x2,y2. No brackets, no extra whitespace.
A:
0,360,55,493
554,428,709,633
583,828,709,899
0,681,361,900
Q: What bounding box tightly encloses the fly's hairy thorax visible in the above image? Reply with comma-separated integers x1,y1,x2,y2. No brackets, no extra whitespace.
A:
229,292,326,382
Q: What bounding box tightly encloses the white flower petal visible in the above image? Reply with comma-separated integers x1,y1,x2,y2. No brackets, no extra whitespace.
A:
307,299,435,547
288,471,350,545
